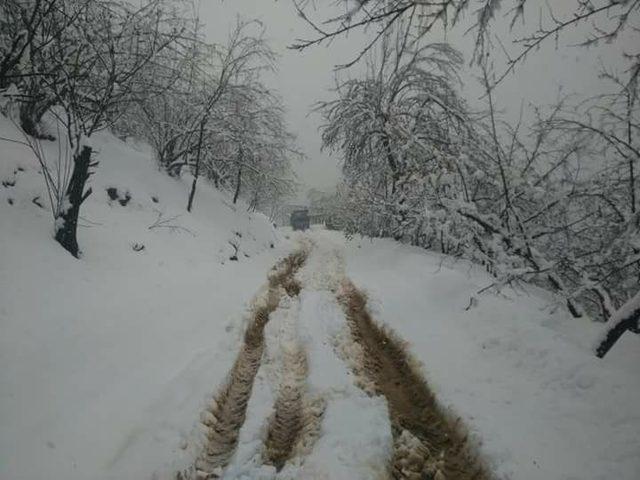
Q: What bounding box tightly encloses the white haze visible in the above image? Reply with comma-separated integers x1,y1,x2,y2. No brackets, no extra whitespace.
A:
201,0,636,197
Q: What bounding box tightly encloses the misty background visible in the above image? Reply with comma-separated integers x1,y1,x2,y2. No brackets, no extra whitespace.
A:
200,0,636,201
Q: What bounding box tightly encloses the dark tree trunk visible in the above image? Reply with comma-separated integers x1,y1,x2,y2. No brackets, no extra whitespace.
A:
596,293,640,358
382,136,399,195
54,146,95,258
233,164,242,205
248,192,258,211
19,95,56,139
163,139,177,175
546,273,583,318
627,92,636,215
187,119,205,212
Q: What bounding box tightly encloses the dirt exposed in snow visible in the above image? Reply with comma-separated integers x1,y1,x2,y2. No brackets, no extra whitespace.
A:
338,280,489,480
180,242,490,479
260,247,330,472
262,342,307,470
181,251,307,479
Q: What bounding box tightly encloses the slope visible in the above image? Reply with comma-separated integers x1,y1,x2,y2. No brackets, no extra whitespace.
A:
0,112,291,480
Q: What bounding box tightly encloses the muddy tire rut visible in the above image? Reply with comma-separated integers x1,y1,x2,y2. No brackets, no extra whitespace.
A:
262,343,307,470
338,280,489,480
262,282,325,471
178,245,489,479
187,251,307,479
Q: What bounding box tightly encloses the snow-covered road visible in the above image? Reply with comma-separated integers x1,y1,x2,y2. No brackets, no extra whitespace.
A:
205,230,640,480
183,235,481,480
219,242,394,479
2,217,639,479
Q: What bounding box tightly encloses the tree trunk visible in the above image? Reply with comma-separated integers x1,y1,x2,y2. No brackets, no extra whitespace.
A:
19,95,56,140
629,157,636,215
187,119,205,212
546,273,583,318
54,145,95,258
595,291,640,358
382,136,399,194
163,139,177,175
233,164,242,205
627,91,636,214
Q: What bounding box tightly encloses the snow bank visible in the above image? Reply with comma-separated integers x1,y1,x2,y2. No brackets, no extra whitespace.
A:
0,113,290,480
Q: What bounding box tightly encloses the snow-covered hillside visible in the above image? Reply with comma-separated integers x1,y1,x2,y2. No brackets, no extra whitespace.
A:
0,112,289,480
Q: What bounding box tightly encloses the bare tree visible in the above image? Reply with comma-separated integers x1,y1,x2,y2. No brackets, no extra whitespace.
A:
321,34,640,352
543,69,640,355
10,0,183,257
0,0,81,136
292,1,639,89
320,39,473,240
0,0,59,89
125,17,298,214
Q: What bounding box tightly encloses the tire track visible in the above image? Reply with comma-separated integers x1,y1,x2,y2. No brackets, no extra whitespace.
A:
337,280,489,480
261,253,326,472
219,288,326,478
262,342,308,470
182,250,307,480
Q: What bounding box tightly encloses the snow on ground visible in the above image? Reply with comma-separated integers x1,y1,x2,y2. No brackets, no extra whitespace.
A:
0,112,292,480
308,229,640,480
221,292,309,480
294,290,391,480
2,106,639,480
292,243,392,479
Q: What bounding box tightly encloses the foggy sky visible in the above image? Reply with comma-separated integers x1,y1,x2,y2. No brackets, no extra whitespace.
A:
200,1,636,199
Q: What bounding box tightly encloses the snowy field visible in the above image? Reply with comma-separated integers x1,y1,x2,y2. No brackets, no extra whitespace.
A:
1,113,639,479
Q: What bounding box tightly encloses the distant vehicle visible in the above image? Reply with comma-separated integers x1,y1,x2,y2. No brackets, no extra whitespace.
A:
290,209,310,231
325,216,343,231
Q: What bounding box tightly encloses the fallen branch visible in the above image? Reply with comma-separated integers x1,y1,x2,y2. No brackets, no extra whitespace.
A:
147,211,195,236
